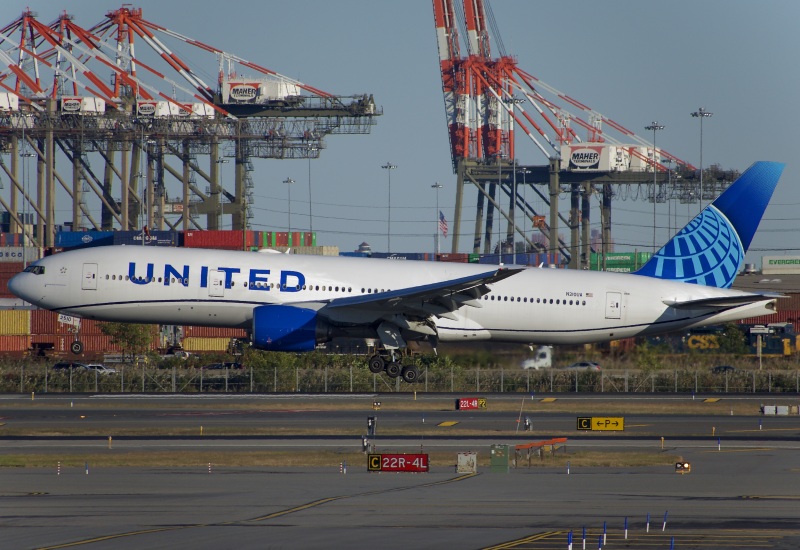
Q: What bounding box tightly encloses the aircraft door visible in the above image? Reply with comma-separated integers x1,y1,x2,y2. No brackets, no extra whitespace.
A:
81,263,98,290
208,270,225,297
605,292,622,319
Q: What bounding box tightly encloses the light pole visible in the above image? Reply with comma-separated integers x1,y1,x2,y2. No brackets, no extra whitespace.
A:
505,96,524,258
645,122,665,252
283,177,295,237
20,126,34,268
381,162,397,252
691,108,713,213
307,145,317,235
663,158,673,237
431,182,443,255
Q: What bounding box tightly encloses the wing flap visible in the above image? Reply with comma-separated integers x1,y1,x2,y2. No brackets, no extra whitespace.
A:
323,267,521,320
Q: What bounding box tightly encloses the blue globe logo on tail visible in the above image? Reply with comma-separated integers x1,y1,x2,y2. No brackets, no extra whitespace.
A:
636,206,742,288
635,161,785,289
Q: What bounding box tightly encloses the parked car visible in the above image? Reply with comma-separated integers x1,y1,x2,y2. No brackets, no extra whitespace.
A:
84,364,117,375
51,361,86,371
161,350,193,360
563,361,601,372
711,365,735,374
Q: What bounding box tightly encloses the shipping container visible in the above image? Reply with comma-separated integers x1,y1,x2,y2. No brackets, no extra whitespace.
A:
0,309,30,335
0,247,38,262
740,311,800,333
0,335,30,352
29,329,159,354
762,256,800,275
272,232,289,247
56,231,115,249
0,262,25,274
181,337,232,352
30,310,156,337
0,233,26,246
468,253,481,263
436,253,469,263
268,246,339,256
182,326,248,338
591,252,651,271
112,230,180,247
0,272,22,298
32,309,59,335
0,298,29,308
478,254,501,265
370,252,429,261
183,230,255,249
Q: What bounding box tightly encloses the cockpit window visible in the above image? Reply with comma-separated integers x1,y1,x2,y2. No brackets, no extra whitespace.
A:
23,265,45,275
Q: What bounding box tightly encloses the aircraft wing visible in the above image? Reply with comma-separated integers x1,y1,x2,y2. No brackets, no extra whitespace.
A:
662,293,783,310
322,267,522,321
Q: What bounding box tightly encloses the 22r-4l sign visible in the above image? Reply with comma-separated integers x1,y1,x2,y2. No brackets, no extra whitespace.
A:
368,454,429,473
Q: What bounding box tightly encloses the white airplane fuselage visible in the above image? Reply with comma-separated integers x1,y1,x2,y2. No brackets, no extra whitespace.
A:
10,245,776,346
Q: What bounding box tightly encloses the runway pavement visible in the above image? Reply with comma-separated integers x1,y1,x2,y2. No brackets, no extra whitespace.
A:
1,393,799,549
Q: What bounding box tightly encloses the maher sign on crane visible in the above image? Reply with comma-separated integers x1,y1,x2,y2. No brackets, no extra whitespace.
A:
221,78,302,106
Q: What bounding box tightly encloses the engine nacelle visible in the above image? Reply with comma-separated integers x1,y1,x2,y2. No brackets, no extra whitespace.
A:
252,305,328,352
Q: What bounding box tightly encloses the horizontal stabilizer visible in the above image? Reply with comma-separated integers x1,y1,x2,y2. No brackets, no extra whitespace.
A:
663,293,782,310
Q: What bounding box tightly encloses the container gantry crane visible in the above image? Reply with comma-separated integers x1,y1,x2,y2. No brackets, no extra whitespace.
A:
0,6,380,248
433,0,720,268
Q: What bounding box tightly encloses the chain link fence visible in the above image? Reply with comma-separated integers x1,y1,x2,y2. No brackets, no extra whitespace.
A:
4,364,800,394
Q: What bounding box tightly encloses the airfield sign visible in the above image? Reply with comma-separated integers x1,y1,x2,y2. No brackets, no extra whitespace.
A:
577,416,624,431
368,453,429,473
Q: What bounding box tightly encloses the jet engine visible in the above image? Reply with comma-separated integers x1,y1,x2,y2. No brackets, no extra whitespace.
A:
252,305,330,351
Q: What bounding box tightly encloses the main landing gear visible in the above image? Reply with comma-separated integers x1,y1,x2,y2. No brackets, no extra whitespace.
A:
367,353,420,383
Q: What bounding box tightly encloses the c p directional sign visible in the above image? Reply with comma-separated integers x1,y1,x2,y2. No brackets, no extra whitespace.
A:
576,416,624,431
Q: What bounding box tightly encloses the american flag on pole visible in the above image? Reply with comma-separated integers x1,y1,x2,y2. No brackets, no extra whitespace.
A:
438,211,448,238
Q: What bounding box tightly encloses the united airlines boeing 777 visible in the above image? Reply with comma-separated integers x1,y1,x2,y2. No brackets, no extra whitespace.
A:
9,161,785,383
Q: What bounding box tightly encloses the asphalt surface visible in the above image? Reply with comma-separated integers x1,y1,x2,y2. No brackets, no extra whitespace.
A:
1,393,799,549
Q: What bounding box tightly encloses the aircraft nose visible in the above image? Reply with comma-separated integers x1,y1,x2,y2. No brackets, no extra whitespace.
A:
7,272,28,301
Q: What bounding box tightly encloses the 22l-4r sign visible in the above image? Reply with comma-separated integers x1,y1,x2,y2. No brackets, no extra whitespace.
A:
456,398,487,410
368,454,429,473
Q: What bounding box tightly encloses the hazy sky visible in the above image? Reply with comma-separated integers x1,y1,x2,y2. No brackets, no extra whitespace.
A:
5,1,799,263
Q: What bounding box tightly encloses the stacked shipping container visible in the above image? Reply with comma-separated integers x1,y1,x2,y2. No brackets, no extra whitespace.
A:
29,309,161,355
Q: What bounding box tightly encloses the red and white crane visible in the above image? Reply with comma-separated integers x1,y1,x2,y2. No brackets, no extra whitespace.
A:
432,0,694,172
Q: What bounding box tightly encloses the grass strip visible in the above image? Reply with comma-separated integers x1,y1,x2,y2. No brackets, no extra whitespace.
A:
0,450,679,469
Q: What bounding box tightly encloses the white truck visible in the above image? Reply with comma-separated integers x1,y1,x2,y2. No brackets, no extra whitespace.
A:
520,346,553,370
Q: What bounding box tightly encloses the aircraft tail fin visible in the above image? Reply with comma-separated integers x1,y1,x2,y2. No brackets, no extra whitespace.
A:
635,161,785,288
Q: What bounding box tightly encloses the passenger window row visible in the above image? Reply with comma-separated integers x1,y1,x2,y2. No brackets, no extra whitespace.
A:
100,274,376,294
483,295,587,306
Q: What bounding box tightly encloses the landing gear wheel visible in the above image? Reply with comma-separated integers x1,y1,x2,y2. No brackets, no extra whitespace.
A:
401,365,419,384
70,340,83,355
368,355,385,374
385,362,401,378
